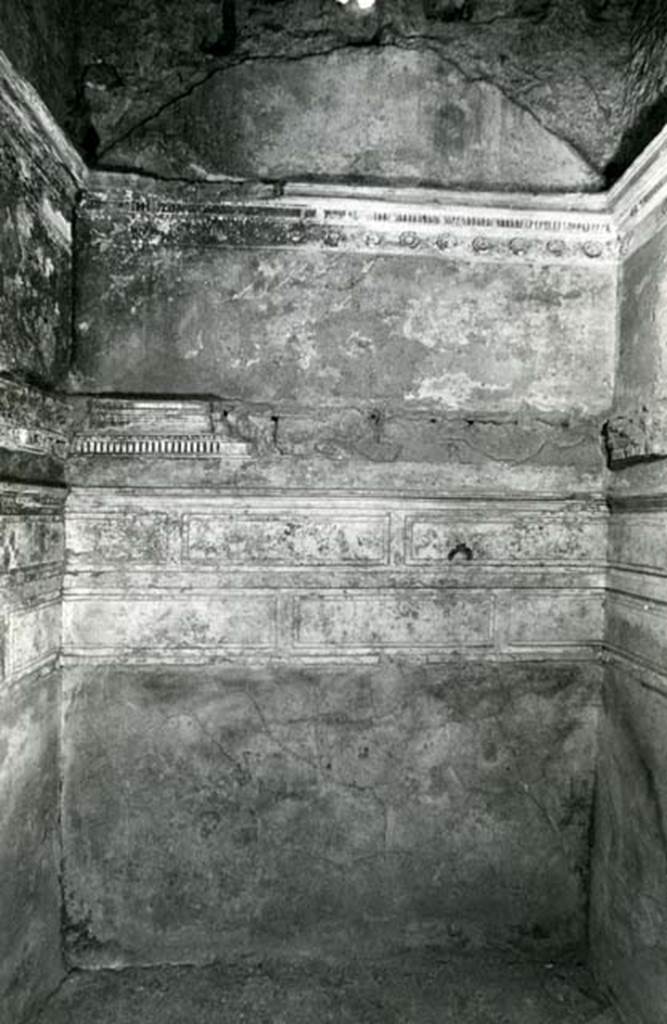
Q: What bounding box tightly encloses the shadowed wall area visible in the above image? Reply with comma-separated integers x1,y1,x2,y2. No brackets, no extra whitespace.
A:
0,46,83,1024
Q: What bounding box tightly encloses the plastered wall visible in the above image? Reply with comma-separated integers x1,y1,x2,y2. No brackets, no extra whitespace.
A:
57,177,616,968
0,52,83,1022
591,205,667,1024
60,442,607,967
3,14,667,1019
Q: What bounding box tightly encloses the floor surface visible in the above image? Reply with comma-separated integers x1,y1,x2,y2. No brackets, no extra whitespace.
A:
33,953,616,1024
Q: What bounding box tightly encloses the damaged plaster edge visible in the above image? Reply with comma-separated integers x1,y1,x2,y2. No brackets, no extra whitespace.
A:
603,404,667,469
0,49,87,191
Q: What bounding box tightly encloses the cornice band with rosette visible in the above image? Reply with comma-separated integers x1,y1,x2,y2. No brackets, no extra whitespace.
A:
82,172,616,266
77,118,667,267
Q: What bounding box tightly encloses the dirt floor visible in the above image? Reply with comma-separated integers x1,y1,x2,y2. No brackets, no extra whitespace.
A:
32,952,618,1024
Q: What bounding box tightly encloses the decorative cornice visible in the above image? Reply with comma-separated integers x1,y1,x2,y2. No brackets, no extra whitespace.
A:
77,128,667,266
608,123,667,258
75,398,214,436
71,397,251,460
72,434,249,458
82,172,616,266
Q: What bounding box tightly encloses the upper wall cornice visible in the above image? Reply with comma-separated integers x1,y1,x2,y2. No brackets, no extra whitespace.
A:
82,171,616,267
4,26,667,265
79,121,667,267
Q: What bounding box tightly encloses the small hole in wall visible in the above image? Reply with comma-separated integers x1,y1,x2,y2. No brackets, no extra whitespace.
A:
447,542,473,563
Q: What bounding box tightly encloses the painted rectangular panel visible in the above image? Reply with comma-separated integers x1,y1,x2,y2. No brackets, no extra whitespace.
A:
294,590,492,649
504,591,603,647
617,222,667,410
64,593,277,653
0,515,64,572
8,601,61,677
609,512,667,573
184,512,389,567
606,593,667,670
407,514,605,565
67,512,171,564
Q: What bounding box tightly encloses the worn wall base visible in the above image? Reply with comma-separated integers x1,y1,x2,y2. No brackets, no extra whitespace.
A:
61,659,600,969
591,659,667,1024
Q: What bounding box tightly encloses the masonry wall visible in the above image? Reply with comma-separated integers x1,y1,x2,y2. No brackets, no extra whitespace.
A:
76,0,633,183
59,176,616,968
92,47,600,191
0,0,78,135
0,51,82,385
0,50,83,1023
591,217,667,1024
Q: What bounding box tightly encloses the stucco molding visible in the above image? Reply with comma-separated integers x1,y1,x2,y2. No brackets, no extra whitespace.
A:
81,173,617,266
72,434,250,458
70,397,251,460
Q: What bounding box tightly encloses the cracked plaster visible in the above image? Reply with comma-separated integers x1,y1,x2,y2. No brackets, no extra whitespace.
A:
78,0,634,185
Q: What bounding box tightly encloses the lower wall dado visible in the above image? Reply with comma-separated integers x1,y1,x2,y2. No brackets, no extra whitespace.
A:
61,658,601,967
60,478,607,967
